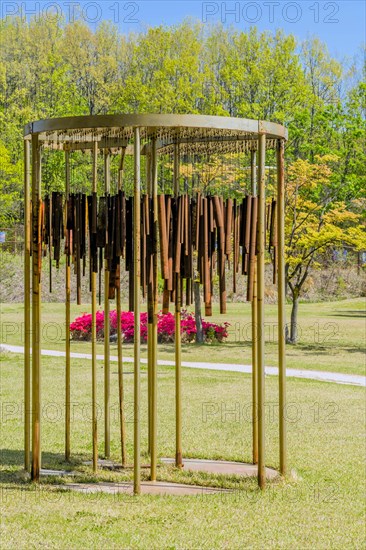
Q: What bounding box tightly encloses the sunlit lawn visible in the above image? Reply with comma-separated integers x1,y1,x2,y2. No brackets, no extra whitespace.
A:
0,346,365,548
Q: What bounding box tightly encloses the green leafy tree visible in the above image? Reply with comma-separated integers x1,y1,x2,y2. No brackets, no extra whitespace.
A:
0,141,22,226
285,155,366,343
117,22,205,114
63,20,121,115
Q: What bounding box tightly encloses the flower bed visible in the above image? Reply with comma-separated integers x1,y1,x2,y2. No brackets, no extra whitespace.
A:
70,310,230,344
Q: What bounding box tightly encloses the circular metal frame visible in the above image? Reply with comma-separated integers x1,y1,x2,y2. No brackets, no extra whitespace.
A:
24,114,288,149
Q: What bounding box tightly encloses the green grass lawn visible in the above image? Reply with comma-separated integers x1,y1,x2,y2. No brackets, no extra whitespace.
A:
1,297,365,375
0,344,365,548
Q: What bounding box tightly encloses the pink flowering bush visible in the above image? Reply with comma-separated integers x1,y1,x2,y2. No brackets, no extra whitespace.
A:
70,309,230,344
69,310,105,340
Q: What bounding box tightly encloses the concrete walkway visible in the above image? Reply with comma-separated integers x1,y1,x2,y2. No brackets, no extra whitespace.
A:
1,344,365,387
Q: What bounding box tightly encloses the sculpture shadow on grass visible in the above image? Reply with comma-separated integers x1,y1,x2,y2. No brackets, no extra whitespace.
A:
0,448,86,484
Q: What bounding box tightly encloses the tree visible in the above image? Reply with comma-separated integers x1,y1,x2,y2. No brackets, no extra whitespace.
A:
63,20,121,115
0,141,22,226
297,38,343,162
202,26,307,123
332,78,366,201
116,22,205,114
285,155,366,343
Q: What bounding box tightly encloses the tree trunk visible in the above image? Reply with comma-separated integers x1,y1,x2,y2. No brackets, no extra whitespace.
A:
285,265,290,298
288,289,299,344
194,281,204,344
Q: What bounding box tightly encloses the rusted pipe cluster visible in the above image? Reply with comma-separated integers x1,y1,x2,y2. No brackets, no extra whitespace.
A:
38,192,277,310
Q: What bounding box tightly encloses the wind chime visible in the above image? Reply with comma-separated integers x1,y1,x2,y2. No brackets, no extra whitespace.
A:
23,115,287,494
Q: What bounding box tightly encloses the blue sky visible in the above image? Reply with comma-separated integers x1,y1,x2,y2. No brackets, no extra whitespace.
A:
2,1,365,60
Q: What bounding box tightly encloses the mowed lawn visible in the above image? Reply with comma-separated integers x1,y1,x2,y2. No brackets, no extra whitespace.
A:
0,335,365,548
1,297,365,375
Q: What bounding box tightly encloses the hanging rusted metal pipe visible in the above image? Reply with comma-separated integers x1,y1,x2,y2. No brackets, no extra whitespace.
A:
250,149,258,465
174,141,183,469
91,140,98,472
104,150,111,459
24,138,31,472
277,139,287,476
31,133,41,481
133,127,141,495
117,146,127,468
150,136,158,481
65,146,71,461
257,132,266,489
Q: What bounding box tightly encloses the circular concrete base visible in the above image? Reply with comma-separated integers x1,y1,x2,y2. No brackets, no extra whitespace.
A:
58,481,229,496
40,468,76,477
41,458,279,496
44,458,278,496
82,459,151,470
161,458,278,479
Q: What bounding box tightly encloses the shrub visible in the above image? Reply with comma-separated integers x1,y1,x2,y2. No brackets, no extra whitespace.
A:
70,310,230,344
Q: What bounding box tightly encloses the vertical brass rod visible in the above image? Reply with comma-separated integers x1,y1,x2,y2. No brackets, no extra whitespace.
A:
257,133,266,489
174,142,183,469
146,150,152,456
252,265,258,464
104,151,111,459
147,322,152,454
31,133,41,481
250,150,258,465
24,138,31,472
117,147,127,468
38,148,42,470
116,284,127,467
277,139,287,476
65,148,71,461
91,140,98,472
175,283,182,468
151,137,158,481
133,127,141,495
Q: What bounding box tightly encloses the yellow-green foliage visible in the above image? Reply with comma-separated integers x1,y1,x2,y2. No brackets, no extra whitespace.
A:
286,155,365,276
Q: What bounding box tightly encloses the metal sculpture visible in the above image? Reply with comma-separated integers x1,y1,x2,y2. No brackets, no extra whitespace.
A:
23,114,287,493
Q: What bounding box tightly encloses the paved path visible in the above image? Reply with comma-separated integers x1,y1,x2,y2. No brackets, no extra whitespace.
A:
1,344,365,387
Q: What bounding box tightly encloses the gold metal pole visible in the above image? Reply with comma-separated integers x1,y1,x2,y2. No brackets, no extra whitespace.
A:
104,150,111,459
31,133,41,481
133,127,141,495
147,322,152,454
65,148,71,461
146,150,152,456
117,147,127,468
150,137,158,481
91,140,98,472
116,283,127,467
24,139,31,472
277,139,287,476
250,150,258,465
174,142,183,469
257,133,266,489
